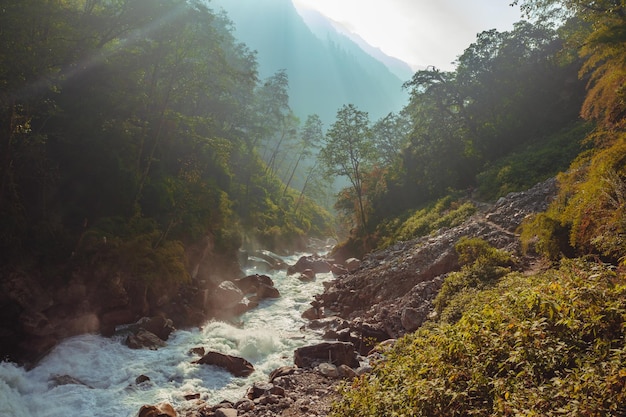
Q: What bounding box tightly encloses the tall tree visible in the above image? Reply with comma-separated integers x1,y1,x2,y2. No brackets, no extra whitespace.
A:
282,114,324,198
320,104,374,230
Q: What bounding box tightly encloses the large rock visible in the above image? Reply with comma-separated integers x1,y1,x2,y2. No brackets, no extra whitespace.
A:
294,342,359,369
125,329,166,350
210,281,245,310
345,258,362,272
136,316,175,341
287,255,332,275
233,274,274,294
256,282,280,299
138,402,177,417
193,351,255,377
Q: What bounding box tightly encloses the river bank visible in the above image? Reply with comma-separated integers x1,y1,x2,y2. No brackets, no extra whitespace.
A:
173,178,558,417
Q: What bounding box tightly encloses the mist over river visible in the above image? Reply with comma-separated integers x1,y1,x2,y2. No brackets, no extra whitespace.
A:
0,253,332,417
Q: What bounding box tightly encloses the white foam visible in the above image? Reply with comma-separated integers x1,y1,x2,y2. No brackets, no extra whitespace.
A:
0,253,332,416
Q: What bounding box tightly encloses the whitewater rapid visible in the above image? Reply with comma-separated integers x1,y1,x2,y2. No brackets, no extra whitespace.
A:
0,253,332,417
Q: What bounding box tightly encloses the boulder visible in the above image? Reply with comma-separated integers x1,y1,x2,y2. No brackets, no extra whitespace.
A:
233,274,274,294
256,282,280,299
210,281,245,310
287,255,332,275
345,258,362,272
246,381,286,400
338,364,358,379
193,351,254,377
214,408,237,417
331,264,348,276
294,342,359,368
138,402,177,417
135,375,151,384
137,316,175,341
268,365,296,382
298,269,316,282
401,307,427,332
318,362,339,378
125,329,166,350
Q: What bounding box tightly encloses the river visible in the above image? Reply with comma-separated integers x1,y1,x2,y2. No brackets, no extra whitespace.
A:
0,253,332,417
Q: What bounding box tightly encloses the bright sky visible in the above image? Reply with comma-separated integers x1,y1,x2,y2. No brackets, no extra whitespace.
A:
292,0,523,71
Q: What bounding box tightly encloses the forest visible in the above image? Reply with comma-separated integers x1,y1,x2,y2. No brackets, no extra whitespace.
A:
0,0,336,280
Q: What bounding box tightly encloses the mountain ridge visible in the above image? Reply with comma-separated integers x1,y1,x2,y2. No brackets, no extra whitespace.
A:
209,0,409,124
293,5,415,81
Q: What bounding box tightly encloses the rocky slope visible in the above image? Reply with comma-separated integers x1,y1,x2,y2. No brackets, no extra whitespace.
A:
313,177,557,342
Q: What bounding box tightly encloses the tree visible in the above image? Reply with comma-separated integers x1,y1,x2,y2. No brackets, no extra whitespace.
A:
320,104,374,230
282,114,324,198
371,112,411,166
514,0,626,134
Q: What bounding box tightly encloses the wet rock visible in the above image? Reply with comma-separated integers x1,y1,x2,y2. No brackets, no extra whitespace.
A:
135,375,151,384
49,374,92,388
294,341,359,368
299,269,316,282
136,316,175,341
287,255,332,275
193,351,254,377
256,282,280,299
268,365,296,382
210,281,245,310
188,346,205,357
233,274,274,294
125,329,166,350
138,402,177,417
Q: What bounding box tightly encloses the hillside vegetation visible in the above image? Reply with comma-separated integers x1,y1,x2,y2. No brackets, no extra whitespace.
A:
0,0,334,282
329,0,626,415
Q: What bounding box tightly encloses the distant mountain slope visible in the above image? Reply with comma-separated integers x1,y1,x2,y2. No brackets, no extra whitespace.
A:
209,0,409,125
295,6,415,81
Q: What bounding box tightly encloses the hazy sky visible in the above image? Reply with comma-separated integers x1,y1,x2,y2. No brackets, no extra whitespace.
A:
292,0,523,70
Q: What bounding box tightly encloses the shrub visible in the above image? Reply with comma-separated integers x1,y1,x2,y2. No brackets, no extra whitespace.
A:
434,237,513,321
332,259,626,416
377,196,476,249
520,134,626,263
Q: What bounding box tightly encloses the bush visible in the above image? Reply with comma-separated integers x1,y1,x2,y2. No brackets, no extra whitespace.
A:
377,196,476,249
332,259,626,416
434,237,513,321
520,134,626,263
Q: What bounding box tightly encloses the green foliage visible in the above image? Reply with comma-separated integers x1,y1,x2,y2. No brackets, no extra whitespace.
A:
0,0,334,276
320,104,375,230
368,20,585,227
476,122,591,200
332,259,626,416
521,135,626,262
377,196,477,249
434,238,513,322
76,217,189,286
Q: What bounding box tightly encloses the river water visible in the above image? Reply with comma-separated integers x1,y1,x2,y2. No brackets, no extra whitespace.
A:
0,253,332,417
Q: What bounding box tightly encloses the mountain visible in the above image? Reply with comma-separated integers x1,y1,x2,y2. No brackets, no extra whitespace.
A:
294,6,415,81
208,0,409,125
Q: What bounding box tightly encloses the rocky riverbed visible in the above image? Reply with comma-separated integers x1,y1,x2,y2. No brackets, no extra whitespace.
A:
160,178,558,417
